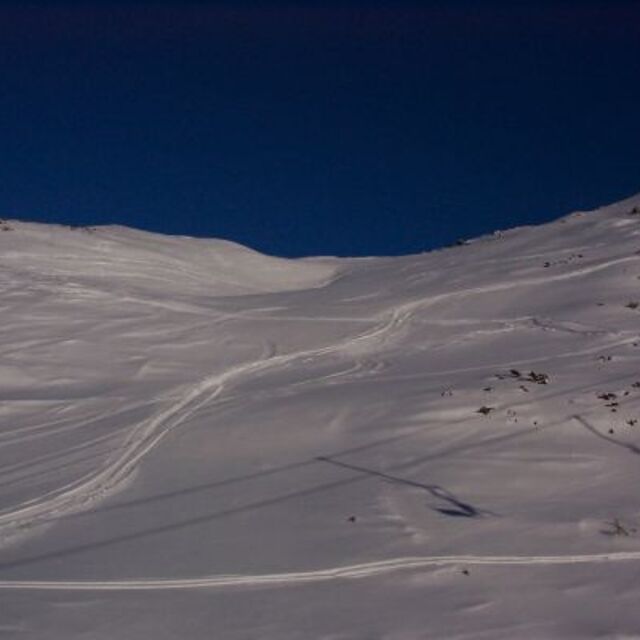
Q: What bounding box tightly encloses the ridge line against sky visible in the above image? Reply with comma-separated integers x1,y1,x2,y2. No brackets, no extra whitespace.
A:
0,0,638,257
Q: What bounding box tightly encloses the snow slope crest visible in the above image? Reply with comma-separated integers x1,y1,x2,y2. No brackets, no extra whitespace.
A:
0,220,339,297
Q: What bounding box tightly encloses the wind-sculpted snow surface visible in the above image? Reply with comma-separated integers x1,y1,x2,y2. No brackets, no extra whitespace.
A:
1,195,640,638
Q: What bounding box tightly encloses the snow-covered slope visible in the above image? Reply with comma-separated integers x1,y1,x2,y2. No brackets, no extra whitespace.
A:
1,195,640,639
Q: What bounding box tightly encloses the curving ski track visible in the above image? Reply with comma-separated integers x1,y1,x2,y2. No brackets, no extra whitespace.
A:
0,299,422,534
2,552,640,591
2,252,636,535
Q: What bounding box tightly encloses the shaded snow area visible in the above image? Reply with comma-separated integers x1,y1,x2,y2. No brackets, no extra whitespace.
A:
1,195,640,638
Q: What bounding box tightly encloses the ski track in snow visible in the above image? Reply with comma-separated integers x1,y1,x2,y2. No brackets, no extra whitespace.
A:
1,251,637,536
0,298,422,534
2,552,640,591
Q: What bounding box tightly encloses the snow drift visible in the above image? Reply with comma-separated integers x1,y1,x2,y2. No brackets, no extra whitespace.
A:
1,194,640,639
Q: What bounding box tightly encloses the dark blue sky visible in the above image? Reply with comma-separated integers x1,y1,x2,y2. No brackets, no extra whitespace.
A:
1,1,639,257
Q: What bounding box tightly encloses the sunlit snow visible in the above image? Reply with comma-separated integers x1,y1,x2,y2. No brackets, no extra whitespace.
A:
1,195,640,638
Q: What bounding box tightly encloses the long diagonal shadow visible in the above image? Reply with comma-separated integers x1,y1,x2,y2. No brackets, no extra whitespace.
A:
316,456,493,517
37,417,537,528
0,404,611,573
21,371,638,528
0,473,367,573
36,458,318,524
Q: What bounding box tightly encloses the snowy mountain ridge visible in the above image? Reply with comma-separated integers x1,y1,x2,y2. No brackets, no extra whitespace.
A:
0,218,340,299
1,194,640,638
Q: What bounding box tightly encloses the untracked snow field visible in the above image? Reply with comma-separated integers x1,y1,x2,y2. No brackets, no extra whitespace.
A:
1,196,640,638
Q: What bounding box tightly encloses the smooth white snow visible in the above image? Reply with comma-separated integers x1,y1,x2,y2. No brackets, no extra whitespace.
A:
1,195,640,638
